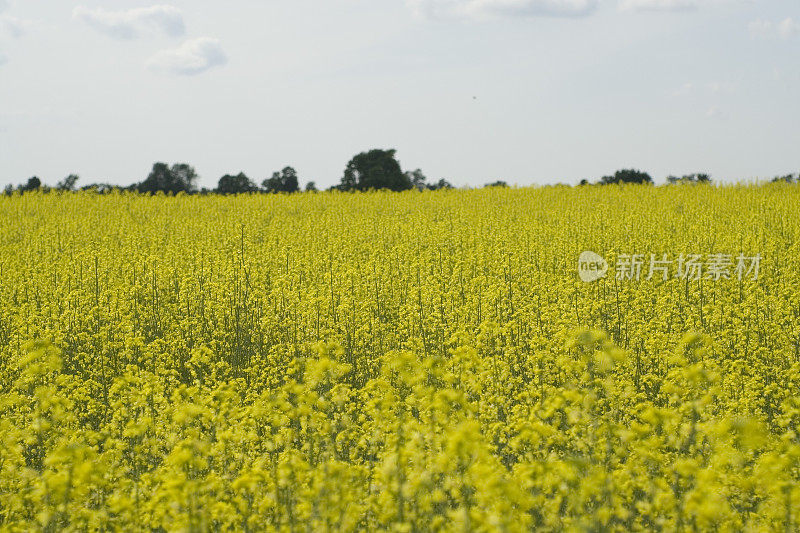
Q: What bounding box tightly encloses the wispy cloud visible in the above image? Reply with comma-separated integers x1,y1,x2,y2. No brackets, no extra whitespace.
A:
673,80,735,97
748,18,772,37
407,0,599,20
0,0,8,67
619,0,697,11
672,83,732,121
777,17,800,39
0,1,30,65
73,5,185,40
146,37,227,76
706,106,727,120
672,82,694,96
0,0,29,39
0,14,26,38
750,17,800,40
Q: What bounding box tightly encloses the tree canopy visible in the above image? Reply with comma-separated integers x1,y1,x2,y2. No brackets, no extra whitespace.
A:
138,163,198,194
339,149,412,192
406,169,453,191
56,174,80,191
263,167,300,194
667,173,711,184
599,169,653,185
21,177,41,192
216,173,259,195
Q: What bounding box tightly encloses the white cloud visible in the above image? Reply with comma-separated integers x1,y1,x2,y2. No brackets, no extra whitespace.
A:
0,15,26,38
750,17,799,40
673,80,734,97
672,82,694,96
619,0,744,12
778,17,800,39
0,1,20,66
706,106,726,120
619,0,697,11
707,81,735,94
73,5,185,39
749,18,773,37
146,37,227,75
0,0,28,38
407,0,598,19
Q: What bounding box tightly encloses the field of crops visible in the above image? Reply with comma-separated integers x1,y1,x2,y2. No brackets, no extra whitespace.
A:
1,184,799,531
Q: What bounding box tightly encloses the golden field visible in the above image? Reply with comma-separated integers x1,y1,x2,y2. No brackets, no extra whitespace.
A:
1,184,799,531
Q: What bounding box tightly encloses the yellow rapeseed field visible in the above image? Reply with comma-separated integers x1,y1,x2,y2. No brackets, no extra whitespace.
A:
1,184,799,531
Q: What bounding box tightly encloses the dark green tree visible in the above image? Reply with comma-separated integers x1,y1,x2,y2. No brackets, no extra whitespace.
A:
402,168,451,191
667,173,712,185
20,176,42,192
216,172,258,194
405,169,428,191
138,163,198,194
599,169,653,185
263,167,300,193
80,183,128,194
305,181,318,192
339,149,411,192
485,180,509,188
170,164,198,192
428,178,453,190
57,174,80,191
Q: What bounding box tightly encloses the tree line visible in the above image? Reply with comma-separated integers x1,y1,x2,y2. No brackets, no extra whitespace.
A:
5,165,314,196
4,148,798,195
577,170,712,186
3,150,454,196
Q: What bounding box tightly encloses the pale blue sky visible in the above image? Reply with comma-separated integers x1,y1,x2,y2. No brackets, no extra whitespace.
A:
0,0,798,188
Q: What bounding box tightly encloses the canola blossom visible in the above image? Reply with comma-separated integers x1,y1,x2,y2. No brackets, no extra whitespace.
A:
1,185,799,531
